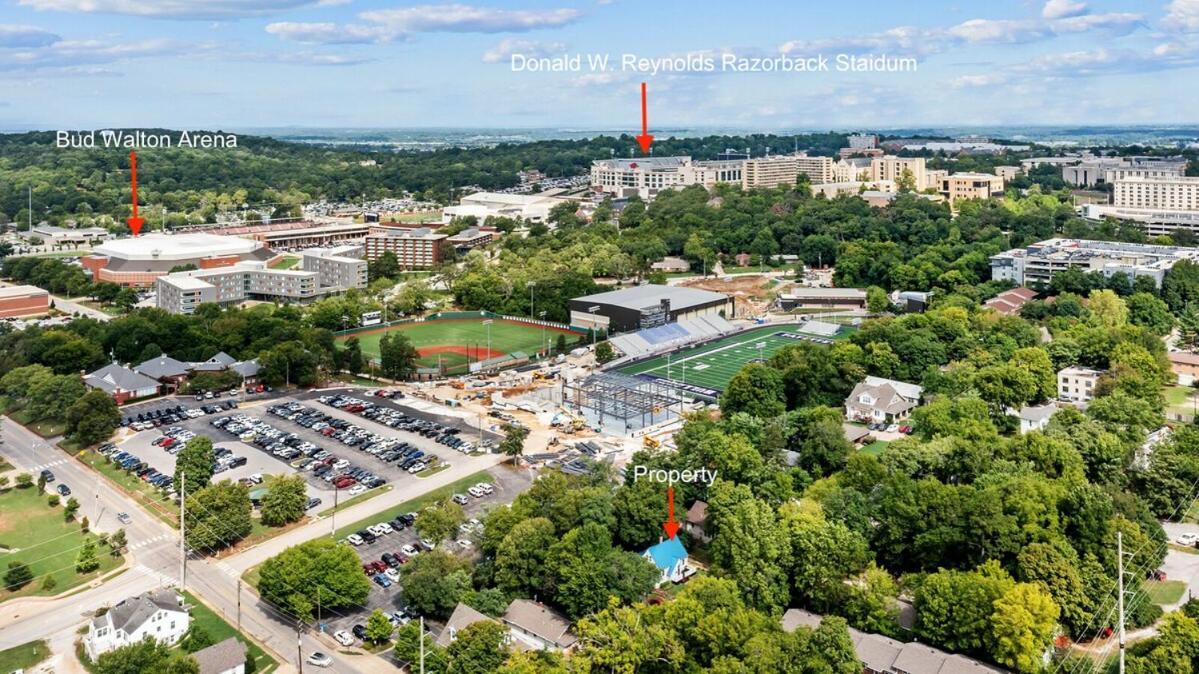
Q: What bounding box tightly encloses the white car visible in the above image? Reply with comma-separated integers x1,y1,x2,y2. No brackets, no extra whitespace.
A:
347,534,364,546
376,522,393,534
307,652,333,668
456,539,473,550
886,424,900,433
348,485,367,496
467,486,484,498
1178,533,1199,546
476,482,494,495
401,544,419,556
384,568,400,581
333,631,355,647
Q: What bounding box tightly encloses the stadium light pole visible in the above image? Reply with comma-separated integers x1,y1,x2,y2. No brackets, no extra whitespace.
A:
539,311,547,355
482,319,493,361
757,341,766,363
588,306,600,349
527,281,535,319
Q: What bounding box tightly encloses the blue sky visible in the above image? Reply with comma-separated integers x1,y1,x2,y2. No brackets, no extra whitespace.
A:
0,0,1197,130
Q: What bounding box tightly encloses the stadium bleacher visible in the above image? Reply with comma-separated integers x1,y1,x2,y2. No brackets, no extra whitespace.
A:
610,314,740,360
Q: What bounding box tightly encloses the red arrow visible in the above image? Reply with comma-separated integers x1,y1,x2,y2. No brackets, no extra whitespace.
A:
635,82,654,154
662,485,679,539
127,151,144,237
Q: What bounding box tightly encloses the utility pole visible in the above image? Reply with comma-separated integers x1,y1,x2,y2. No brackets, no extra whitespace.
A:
419,616,425,674
331,488,338,539
297,619,304,674
1118,530,1126,674
179,471,186,593
236,579,242,633
28,186,32,232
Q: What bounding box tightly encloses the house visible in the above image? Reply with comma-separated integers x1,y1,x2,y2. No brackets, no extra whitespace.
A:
84,589,188,660
501,599,578,652
983,287,1038,315
843,423,873,445
1012,402,1058,434
650,256,691,273
1168,351,1199,386
84,362,162,405
642,536,691,586
1135,426,1173,470
133,355,192,393
734,252,752,267
685,501,710,543
192,351,237,373
192,637,248,674
231,359,261,386
845,376,924,424
436,603,496,648
1057,366,1103,403
780,609,1007,674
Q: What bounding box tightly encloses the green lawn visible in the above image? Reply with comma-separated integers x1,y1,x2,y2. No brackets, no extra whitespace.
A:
339,318,572,370
321,484,392,516
860,440,890,456
76,448,180,528
1144,579,1187,605
0,640,50,672
6,406,67,438
331,470,493,541
183,591,279,673
0,486,124,602
269,255,301,270
616,326,836,395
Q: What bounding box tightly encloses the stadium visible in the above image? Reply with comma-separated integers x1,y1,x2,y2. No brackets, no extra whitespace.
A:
82,232,278,287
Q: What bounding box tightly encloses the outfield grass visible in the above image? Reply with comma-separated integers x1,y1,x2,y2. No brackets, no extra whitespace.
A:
0,486,123,602
339,318,573,369
616,326,834,394
0,640,50,672
1144,579,1187,605
183,591,278,673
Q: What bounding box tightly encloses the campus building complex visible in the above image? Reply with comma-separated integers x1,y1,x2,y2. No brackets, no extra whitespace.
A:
569,284,733,333
83,233,278,287
0,285,50,318
155,245,366,314
441,192,568,224
990,238,1199,288
937,172,1005,204
1061,156,1187,187
1082,174,1199,237
362,226,446,267
589,157,744,200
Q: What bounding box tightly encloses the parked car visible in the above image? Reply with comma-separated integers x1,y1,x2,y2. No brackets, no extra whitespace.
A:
307,652,333,668
56,484,71,496
333,631,355,646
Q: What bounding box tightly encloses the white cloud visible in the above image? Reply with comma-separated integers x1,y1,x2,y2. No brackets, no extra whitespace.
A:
268,4,583,44
0,37,177,72
15,0,334,19
1164,0,1199,32
482,38,566,63
1042,0,1087,20
0,24,60,48
953,41,1199,87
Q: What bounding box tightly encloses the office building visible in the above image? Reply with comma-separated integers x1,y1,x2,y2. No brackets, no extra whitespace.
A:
0,285,50,317
938,172,1005,204
590,156,743,200
569,284,733,333
83,233,278,287
362,226,446,267
31,224,109,245
155,247,366,314
1113,176,1199,212
743,155,802,189
990,238,1199,288
1062,156,1187,187
796,155,836,183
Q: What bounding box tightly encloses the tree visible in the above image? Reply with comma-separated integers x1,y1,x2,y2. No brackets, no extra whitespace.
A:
595,340,615,364
92,638,174,674
64,496,80,520
499,423,529,464
180,624,216,653
36,471,47,493
784,509,871,607
916,562,1014,654
76,538,100,573
990,583,1060,672
110,528,128,554
1126,292,1175,336
184,481,252,552
257,538,371,620
612,480,669,550
446,621,510,674
4,561,32,590
260,474,307,527
416,500,466,543
394,621,448,674
708,495,791,612
365,608,395,645
1087,289,1128,328
15,473,32,489
867,286,890,314
399,550,472,618
379,332,419,380
369,251,400,281
343,337,364,374
174,436,215,498
494,517,556,595
721,363,785,418
65,390,120,447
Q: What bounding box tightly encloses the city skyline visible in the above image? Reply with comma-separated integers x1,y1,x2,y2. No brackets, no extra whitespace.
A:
0,0,1197,130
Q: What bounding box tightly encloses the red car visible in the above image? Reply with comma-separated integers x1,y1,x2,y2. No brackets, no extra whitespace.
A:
334,476,356,489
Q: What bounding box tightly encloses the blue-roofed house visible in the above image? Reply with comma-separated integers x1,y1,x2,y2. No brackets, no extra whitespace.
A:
643,537,690,586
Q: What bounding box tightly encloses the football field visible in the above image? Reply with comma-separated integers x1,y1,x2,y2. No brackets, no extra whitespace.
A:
616,326,823,395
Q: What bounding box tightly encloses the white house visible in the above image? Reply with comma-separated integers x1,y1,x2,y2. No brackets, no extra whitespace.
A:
193,637,248,674
84,590,189,660
642,537,691,586
844,376,923,424
501,599,578,652
1013,402,1058,434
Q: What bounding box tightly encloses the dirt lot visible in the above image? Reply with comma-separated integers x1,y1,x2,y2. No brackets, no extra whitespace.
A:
679,275,776,316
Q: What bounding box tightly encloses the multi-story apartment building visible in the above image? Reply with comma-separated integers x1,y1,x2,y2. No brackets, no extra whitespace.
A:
1058,366,1103,403
742,155,802,189
847,133,878,149
446,227,498,251
990,238,1199,288
590,156,743,200
362,226,446,267
1113,176,1199,212
795,155,836,183
938,172,1005,204
155,247,367,314
872,156,930,190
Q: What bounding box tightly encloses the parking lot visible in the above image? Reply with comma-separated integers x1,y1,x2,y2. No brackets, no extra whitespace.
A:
316,464,533,644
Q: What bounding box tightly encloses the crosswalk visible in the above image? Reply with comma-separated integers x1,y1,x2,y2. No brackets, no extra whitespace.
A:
24,457,68,472
127,533,173,550
133,563,177,587
213,560,239,578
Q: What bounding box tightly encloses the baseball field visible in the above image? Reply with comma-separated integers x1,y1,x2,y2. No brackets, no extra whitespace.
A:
338,318,575,372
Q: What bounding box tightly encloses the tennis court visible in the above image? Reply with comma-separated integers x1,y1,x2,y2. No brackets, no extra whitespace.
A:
616,326,827,394
337,318,575,371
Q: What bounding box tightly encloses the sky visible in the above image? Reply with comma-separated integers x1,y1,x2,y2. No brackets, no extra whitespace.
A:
0,0,1198,131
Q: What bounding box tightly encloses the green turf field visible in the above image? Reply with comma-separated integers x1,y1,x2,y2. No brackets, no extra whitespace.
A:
338,318,572,370
616,325,830,394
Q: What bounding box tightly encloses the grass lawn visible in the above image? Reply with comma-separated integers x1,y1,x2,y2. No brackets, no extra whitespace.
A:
8,407,67,438
78,300,125,317
183,591,278,673
76,449,180,528
322,484,392,516
340,318,571,369
1144,579,1187,605
860,440,890,456
0,486,123,602
0,640,50,672
416,464,450,478
331,470,493,541
270,255,301,270
1170,543,1199,555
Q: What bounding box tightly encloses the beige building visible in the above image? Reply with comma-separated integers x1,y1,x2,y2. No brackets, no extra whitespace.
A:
938,172,1005,204
994,166,1020,181
872,156,930,190
590,156,742,200
812,181,897,199
743,155,802,189
362,226,446,268
1113,176,1199,212
1057,366,1102,403
796,155,836,183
